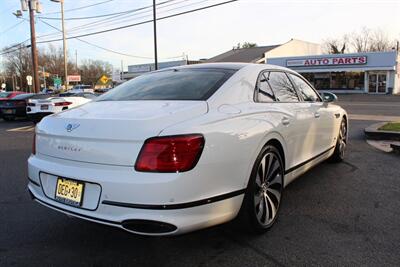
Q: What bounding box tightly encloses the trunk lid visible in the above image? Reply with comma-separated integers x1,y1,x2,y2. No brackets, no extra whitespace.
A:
36,101,207,166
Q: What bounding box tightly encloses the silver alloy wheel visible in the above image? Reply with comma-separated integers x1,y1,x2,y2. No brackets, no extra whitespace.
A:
254,152,283,227
338,120,347,157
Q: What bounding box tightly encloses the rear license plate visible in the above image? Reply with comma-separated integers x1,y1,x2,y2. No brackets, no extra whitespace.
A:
41,105,49,110
55,178,84,207
2,109,14,114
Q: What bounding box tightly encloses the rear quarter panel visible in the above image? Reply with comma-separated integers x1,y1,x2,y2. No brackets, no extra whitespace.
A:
160,104,289,195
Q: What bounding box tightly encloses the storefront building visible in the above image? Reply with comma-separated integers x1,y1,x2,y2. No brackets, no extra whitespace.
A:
267,51,400,94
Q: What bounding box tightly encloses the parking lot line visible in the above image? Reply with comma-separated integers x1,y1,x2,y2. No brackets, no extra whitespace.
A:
7,125,35,132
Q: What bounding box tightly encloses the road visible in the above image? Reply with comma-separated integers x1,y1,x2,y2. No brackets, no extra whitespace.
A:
0,95,399,266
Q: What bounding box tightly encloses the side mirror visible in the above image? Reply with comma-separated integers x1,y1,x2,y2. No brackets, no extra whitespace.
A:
322,92,337,103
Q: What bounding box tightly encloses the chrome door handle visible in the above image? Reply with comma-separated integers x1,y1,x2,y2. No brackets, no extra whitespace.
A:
282,117,290,126
314,112,320,118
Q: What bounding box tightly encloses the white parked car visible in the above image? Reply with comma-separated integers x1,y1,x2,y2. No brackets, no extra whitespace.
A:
68,84,94,94
27,93,95,123
28,63,348,236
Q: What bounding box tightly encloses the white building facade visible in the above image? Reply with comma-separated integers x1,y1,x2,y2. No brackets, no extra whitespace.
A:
267,51,400,94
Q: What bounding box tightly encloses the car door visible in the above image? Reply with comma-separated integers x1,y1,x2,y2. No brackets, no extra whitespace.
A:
288,73,335,155
256,71,314,169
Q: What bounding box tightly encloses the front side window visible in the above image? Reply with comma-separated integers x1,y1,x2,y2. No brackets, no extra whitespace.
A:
289,74,320,102
97,68,236,101
257,73,275,102
266,72,299,102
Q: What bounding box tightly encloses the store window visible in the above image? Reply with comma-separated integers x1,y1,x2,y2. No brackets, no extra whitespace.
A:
301,72,365,91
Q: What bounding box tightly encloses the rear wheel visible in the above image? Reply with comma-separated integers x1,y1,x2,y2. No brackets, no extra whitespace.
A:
240,145,284,233
329,118,347,162
3,116,15,121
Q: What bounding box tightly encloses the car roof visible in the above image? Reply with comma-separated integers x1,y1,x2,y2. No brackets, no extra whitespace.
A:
164,62,292,72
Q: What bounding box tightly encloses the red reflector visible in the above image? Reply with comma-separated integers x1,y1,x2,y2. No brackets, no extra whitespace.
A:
135,134,205,173
32,133,36,155
54,101,72,106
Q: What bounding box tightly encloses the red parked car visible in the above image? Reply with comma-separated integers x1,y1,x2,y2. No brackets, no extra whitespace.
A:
0,91,25,100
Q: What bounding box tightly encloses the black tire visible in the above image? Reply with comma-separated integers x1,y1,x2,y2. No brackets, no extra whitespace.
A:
239,145,284,233
31,118,41,124
3,116,15,121
329,118,347,163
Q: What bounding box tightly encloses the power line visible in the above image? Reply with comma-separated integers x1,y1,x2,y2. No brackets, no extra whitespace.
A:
40,0,114,16
64,0,208,37
39,18,154,59
35,0,187,41
0,20,26,36
1,0,239,55
39,18,183,60
37,0,239,43
39,0,177,20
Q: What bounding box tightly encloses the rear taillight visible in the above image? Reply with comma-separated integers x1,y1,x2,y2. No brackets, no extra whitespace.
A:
135,134,205,173
55,101,72,106
32,133,36,155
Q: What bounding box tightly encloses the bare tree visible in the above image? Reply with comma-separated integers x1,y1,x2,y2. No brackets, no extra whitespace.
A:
79,59,112,87
326,27,396,53
1,44,113,90
1,45,32,91
369,29,393,52
234,42,257,49
322,35,349,54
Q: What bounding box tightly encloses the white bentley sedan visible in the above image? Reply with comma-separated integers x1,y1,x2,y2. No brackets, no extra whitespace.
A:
28,63,348,236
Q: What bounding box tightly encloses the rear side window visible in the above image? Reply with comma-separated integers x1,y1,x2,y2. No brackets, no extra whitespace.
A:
289,74,321,102
96,68,236,101
256,73,275,102
266,72,299,102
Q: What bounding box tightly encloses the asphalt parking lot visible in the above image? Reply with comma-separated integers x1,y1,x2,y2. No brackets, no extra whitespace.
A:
1,95,399,266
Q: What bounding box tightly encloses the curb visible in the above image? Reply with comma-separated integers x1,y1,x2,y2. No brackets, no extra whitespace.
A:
364,122,400,141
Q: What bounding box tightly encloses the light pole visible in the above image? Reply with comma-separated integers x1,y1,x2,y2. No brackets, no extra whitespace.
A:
50,0,68,91
16,0,42,93
153,0,158,70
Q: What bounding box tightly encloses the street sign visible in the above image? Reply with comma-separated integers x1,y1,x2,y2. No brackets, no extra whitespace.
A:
26,75,33,86
54,77,62,88
40,71,51,78
68,75,81,82
99,75,109,84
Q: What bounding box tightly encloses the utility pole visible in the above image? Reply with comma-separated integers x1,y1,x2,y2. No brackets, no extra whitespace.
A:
50,0,68,90
120,60,124,80
14,1,42,92
60,0,68,90
28,0,40,93
153,0,158,70
42,66,46,89
75,50,78,70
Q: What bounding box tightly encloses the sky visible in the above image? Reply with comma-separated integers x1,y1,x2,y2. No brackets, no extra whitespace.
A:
0,0,399,71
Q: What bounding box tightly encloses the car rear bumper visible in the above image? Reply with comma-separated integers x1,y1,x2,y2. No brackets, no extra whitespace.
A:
28,155,244,236
0,107,26,118
27,112,53,122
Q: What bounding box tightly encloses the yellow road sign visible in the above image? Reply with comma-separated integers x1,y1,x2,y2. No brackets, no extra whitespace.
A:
99,75,109,84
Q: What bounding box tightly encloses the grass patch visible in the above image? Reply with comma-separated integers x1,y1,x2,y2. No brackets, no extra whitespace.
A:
379,122,400,132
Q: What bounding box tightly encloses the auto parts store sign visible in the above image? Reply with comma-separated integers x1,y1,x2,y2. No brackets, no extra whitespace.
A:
286,56,367,67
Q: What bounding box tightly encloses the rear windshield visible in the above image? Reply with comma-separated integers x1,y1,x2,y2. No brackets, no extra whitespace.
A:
12,93,34,100
96,68,236,101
